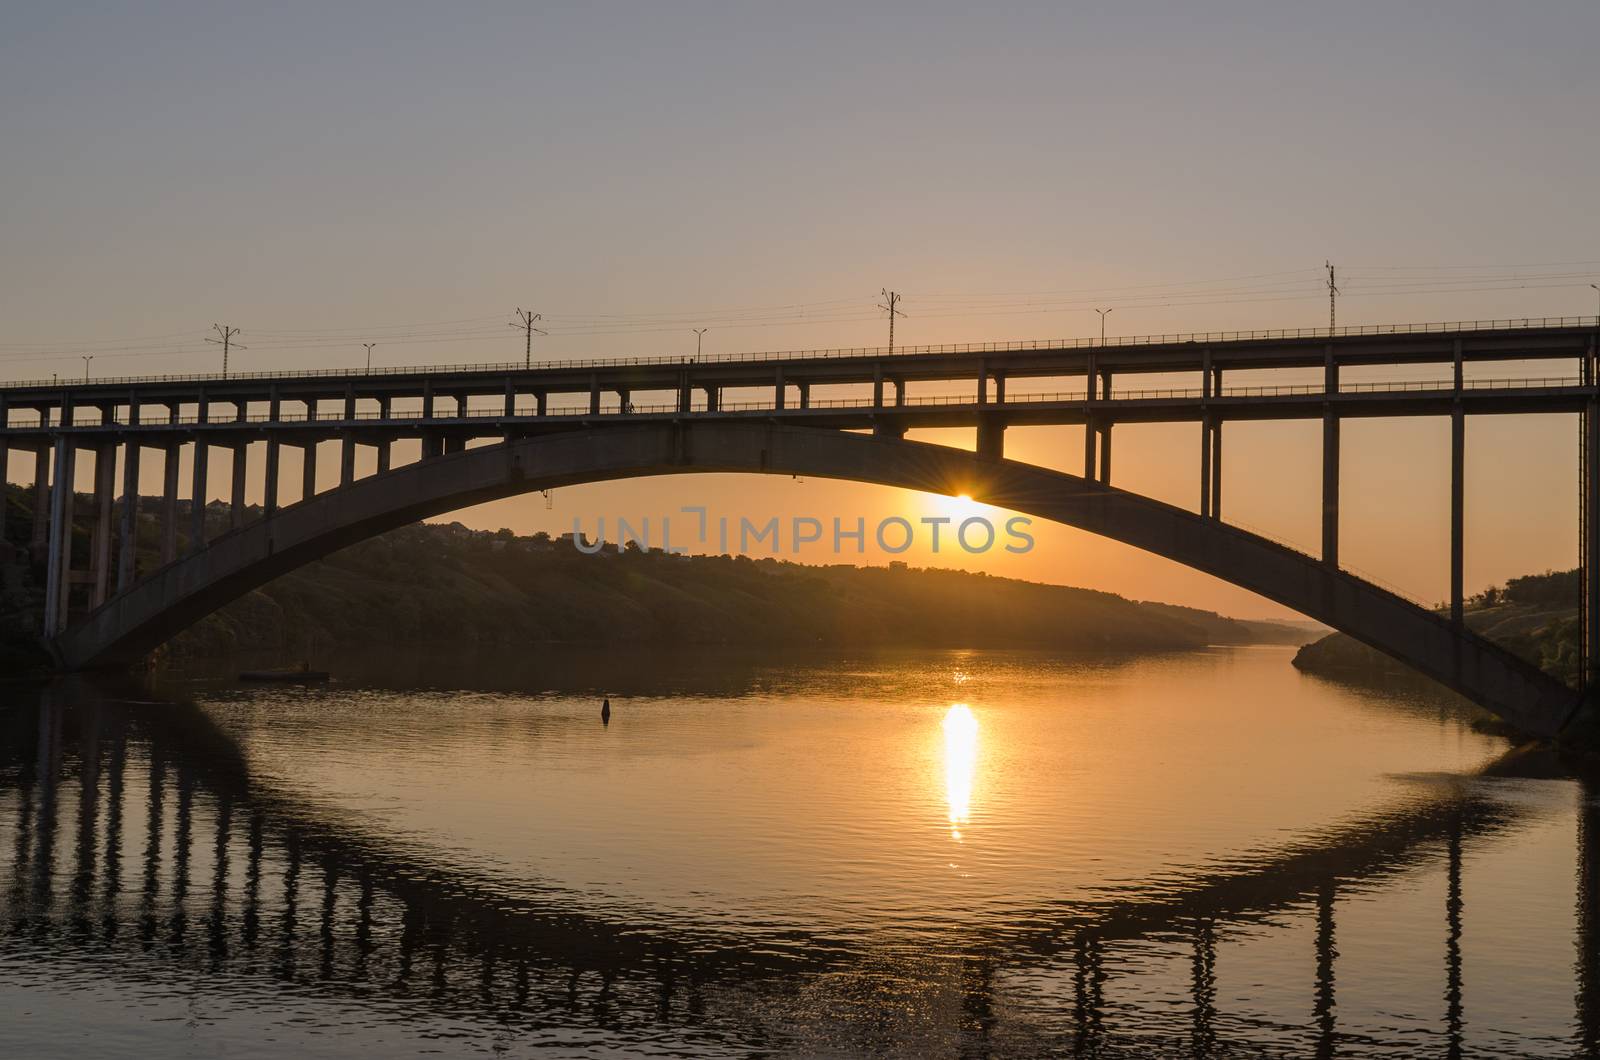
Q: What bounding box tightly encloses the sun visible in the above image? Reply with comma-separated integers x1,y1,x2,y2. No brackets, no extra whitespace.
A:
928,491,987,522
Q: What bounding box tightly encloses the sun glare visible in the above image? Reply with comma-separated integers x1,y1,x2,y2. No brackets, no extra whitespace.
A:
942,704,979,841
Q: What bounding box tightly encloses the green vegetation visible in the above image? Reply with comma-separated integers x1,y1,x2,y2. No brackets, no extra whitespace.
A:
0,483,1306,667
1292,568,1581,686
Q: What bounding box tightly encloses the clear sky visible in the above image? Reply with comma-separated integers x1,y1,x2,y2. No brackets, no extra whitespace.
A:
3,2,1598,618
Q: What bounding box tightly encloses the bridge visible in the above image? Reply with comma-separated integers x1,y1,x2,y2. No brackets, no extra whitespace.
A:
2,316,1597,736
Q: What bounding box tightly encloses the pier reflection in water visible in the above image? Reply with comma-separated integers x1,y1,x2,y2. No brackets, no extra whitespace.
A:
0,649,1596,1057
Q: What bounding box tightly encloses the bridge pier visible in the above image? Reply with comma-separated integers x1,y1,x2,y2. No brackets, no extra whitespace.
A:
90,443,114,608
1587,383,1600,694
302,441,319,500
42,438,73,635
976,417,1005,462
31,446,50,559
190,441,209,554
1451,342,1465,625
1098,372,1113,484
1322,347,1340,568
231,445,249,528
0,432,8,545
264,439,281,514
160,443,179,565
117,440,140,592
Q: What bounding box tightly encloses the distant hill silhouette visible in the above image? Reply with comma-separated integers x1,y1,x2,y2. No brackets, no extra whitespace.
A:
0,485,1309,671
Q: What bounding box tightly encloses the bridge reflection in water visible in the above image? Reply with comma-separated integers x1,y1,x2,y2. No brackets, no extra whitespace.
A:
1,684,1597,1057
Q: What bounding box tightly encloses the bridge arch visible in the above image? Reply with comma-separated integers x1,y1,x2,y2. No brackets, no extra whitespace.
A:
55,421,1580,737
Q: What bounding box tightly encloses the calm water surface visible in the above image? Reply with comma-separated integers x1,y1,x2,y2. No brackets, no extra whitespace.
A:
2,645,1597,1057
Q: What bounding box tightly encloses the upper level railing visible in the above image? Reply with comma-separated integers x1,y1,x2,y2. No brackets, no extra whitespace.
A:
2,316,1595,393
2,375,1585,429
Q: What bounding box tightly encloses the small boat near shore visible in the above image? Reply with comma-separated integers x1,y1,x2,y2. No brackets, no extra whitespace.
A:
238,667,330,683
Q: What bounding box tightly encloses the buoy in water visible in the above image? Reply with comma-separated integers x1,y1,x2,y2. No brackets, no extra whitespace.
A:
601,698,611,725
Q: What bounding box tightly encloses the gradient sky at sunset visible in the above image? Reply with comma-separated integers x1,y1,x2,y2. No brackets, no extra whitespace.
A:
3,3,1598,618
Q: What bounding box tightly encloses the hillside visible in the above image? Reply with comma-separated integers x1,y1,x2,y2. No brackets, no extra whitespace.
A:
1291,569,1580,686
0,484,1307,668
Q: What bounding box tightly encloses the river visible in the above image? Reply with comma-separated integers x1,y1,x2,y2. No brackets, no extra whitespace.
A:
0,645,1595,1057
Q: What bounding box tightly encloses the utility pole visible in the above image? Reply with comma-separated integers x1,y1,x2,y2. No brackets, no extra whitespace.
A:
362,342,376,373
693,327,709,360
1094,308,1115,344
1590,283,1599,318
207,324,244,377
1326,261,1340,331
81,355,94,382
878,289,905,353
511,308,546,369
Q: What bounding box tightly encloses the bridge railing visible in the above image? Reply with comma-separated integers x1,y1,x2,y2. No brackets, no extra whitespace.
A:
3,316,1595,392
0,376,1586,429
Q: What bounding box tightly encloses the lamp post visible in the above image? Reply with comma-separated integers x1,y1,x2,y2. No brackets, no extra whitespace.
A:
362,342,376,373
1591,283,1599,318
81,355,94,382
1095,308,1115,344
693,328,709,361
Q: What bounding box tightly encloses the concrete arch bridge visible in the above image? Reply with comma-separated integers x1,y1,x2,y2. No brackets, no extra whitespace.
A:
2,318,1596,736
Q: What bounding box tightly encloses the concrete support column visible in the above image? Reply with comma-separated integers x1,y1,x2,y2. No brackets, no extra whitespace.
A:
340,436,355,486
504,378,515,417
189,440,209,554
873,365,884,409
976,417,1005,462
617,388,631,414
1098,423,1113,484
976,361,988,406
894,377,906,407
31,447,50,558
376,398,391,473
774,368,786,410
90,443,115,608
0,431,8,545
1098,372,1113,484
117,439,140,593
422,382,435,421
264,438,281,515
160,443,179,565
798,382,810,409
704,386,719,413
231,444,248,528
1083,353,1097,481
1210,420,1223,520
1451,409,1465,625
1586,348,1600,690
1200,417,1213,518
302,441,318,501
1322,345,1340,568
43,437,75,634
536,390,548,417
589,374,601,415
995,374,1006,404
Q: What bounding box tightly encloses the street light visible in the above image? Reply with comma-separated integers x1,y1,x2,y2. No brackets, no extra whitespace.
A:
1094,308,1115,344
1591,283,1599,318
362,342,376,373
693,328,709,361
81,355,94,382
